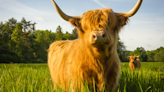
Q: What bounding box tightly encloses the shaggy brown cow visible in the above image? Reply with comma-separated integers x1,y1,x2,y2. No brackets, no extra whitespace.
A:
128,55,141,70
48,0,142,92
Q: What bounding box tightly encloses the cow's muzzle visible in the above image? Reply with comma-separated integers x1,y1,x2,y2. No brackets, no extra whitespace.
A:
91,31,108,45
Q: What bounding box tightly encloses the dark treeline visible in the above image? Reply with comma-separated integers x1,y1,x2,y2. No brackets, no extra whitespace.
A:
119,47,164,62
0,17,78,63
0,18,164,63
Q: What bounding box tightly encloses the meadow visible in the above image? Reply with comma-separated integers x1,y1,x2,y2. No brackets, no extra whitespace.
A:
0,62,164,92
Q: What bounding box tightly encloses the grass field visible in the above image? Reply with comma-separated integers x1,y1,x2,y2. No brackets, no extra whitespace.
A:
0,62,164,92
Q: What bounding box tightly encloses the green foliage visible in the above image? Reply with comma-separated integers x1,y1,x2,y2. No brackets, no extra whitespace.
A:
117,38,130,62
10,23,34,61
0,18,79,63
55,26,63,40
154,49,164,62
147,51,155,62
32,42,47,61
147,47,164,62
0,62,164,92
130,47,147,61
129,46,164,62
70,28,78,39
0,18,37,63
0,17,17,44
0,45,21,63
62,31,71,40
34,30,55,50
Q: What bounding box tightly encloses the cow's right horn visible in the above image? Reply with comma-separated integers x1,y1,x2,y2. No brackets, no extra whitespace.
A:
118,0,142,17
51,0,75,21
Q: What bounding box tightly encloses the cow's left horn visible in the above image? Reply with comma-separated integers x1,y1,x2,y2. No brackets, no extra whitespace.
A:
119,0,142,17
51,0,74,21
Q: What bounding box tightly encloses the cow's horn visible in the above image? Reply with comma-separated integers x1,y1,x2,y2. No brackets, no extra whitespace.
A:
119,0,142,17
51,0,74,21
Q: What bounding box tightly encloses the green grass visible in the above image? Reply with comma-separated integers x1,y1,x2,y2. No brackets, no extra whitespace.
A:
0,64,53,92
119,62,164,92
0,62,164,92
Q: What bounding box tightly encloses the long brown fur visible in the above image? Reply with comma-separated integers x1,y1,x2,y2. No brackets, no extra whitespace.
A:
48,8,129,92
128,56,141,70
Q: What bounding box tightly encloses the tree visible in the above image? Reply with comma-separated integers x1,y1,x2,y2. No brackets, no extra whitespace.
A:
131,47,147,61
10,23,24,60
33,41,47,62
154,47,164,62
117,38,125,52
63,31,71,40
55,26,63,40
1,18,17,44
49,32,56,43
11,23,33,62
147,51,155,62
70,28,78,39
117,38,129,62
154,49,164,62
0,22,4,45
8,17,17,32
20,17,36,48
0,17,47,63
0,44,21,63
34,30,55,50
21,17,36,33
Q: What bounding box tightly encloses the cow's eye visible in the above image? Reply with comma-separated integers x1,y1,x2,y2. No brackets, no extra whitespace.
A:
99,25,103,28
113,27,117,31
102,34,106,38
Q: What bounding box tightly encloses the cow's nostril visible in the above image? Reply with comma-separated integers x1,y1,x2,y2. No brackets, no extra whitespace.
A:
102,34,106,38
93,34,96,39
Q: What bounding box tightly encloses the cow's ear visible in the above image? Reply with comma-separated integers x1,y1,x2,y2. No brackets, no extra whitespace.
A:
69,17,84,38
127,56,130,59
115,13,129,27
69,17,81,28
136,56,140,59
113,13,129,34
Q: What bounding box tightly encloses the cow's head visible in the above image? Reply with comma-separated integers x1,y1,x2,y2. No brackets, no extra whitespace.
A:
128,56,140,62
51,0,142,57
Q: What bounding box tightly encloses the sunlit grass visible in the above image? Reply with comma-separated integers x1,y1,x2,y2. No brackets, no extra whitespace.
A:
0,62,164,92
119,62,164,92
0,64,53,92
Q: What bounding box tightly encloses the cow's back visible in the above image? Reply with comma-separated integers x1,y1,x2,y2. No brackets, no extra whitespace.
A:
48,39,80,90
135,59,141,69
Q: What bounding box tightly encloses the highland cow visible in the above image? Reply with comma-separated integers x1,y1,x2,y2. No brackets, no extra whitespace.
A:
48,0,142,92
128,56,141,70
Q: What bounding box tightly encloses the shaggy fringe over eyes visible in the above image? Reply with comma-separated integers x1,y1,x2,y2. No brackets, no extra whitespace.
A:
81,8,118,31
69,8,129,37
